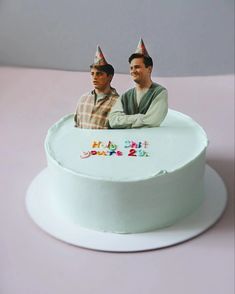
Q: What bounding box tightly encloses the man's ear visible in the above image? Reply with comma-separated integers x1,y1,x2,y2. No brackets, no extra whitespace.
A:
108,74,113,82
148,66,153,74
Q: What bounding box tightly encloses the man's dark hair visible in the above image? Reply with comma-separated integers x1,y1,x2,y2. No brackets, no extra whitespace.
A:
90,64,114,76
128,53,153,68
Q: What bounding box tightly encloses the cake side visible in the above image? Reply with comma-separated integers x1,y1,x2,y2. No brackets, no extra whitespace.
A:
46,149,206,233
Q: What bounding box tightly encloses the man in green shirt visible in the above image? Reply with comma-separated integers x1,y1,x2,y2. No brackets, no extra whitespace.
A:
108,39,168,128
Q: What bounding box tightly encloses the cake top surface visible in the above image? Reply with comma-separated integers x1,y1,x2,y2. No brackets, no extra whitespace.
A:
45,110,208,181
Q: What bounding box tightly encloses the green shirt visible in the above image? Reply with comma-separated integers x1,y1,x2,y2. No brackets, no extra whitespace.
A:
108,83,168,128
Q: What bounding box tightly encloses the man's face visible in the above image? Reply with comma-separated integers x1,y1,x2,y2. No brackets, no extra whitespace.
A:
129,58,152,84
90,68,112,92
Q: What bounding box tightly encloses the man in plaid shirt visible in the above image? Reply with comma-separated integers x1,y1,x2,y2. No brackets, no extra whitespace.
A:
74,46,119,129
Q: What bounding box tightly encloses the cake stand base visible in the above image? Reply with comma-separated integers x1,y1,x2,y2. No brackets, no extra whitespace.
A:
26,165,227,252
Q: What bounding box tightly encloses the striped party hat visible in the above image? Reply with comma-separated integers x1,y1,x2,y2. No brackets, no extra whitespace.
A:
93,45,108,65
135,38,149,56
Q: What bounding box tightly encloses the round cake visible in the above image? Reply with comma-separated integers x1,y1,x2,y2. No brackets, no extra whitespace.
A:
45,109,208,233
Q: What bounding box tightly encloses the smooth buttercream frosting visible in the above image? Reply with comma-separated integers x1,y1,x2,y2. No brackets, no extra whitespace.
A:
44,109,208,233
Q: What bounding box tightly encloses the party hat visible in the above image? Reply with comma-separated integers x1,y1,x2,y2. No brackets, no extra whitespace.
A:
135,38,149,56
93,45,108,65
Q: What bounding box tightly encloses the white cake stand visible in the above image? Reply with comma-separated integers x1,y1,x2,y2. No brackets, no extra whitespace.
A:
26,165,227,252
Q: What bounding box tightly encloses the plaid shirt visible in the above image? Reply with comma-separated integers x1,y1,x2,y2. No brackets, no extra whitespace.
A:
74,88,119,129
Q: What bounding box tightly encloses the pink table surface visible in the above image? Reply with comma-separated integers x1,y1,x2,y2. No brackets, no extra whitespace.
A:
0,67,234,294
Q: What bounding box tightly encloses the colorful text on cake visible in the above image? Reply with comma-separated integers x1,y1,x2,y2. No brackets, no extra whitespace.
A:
80,140,149,159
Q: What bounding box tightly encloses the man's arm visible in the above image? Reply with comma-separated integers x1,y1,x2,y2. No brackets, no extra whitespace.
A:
108,97,144,128
108,90,168,128
74,100,80,127
74,113,79,127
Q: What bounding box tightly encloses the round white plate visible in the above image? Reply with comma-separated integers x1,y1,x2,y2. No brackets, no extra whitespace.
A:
26,165,227,252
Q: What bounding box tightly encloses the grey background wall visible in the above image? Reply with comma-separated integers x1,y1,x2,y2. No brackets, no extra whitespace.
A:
0,0,234,76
